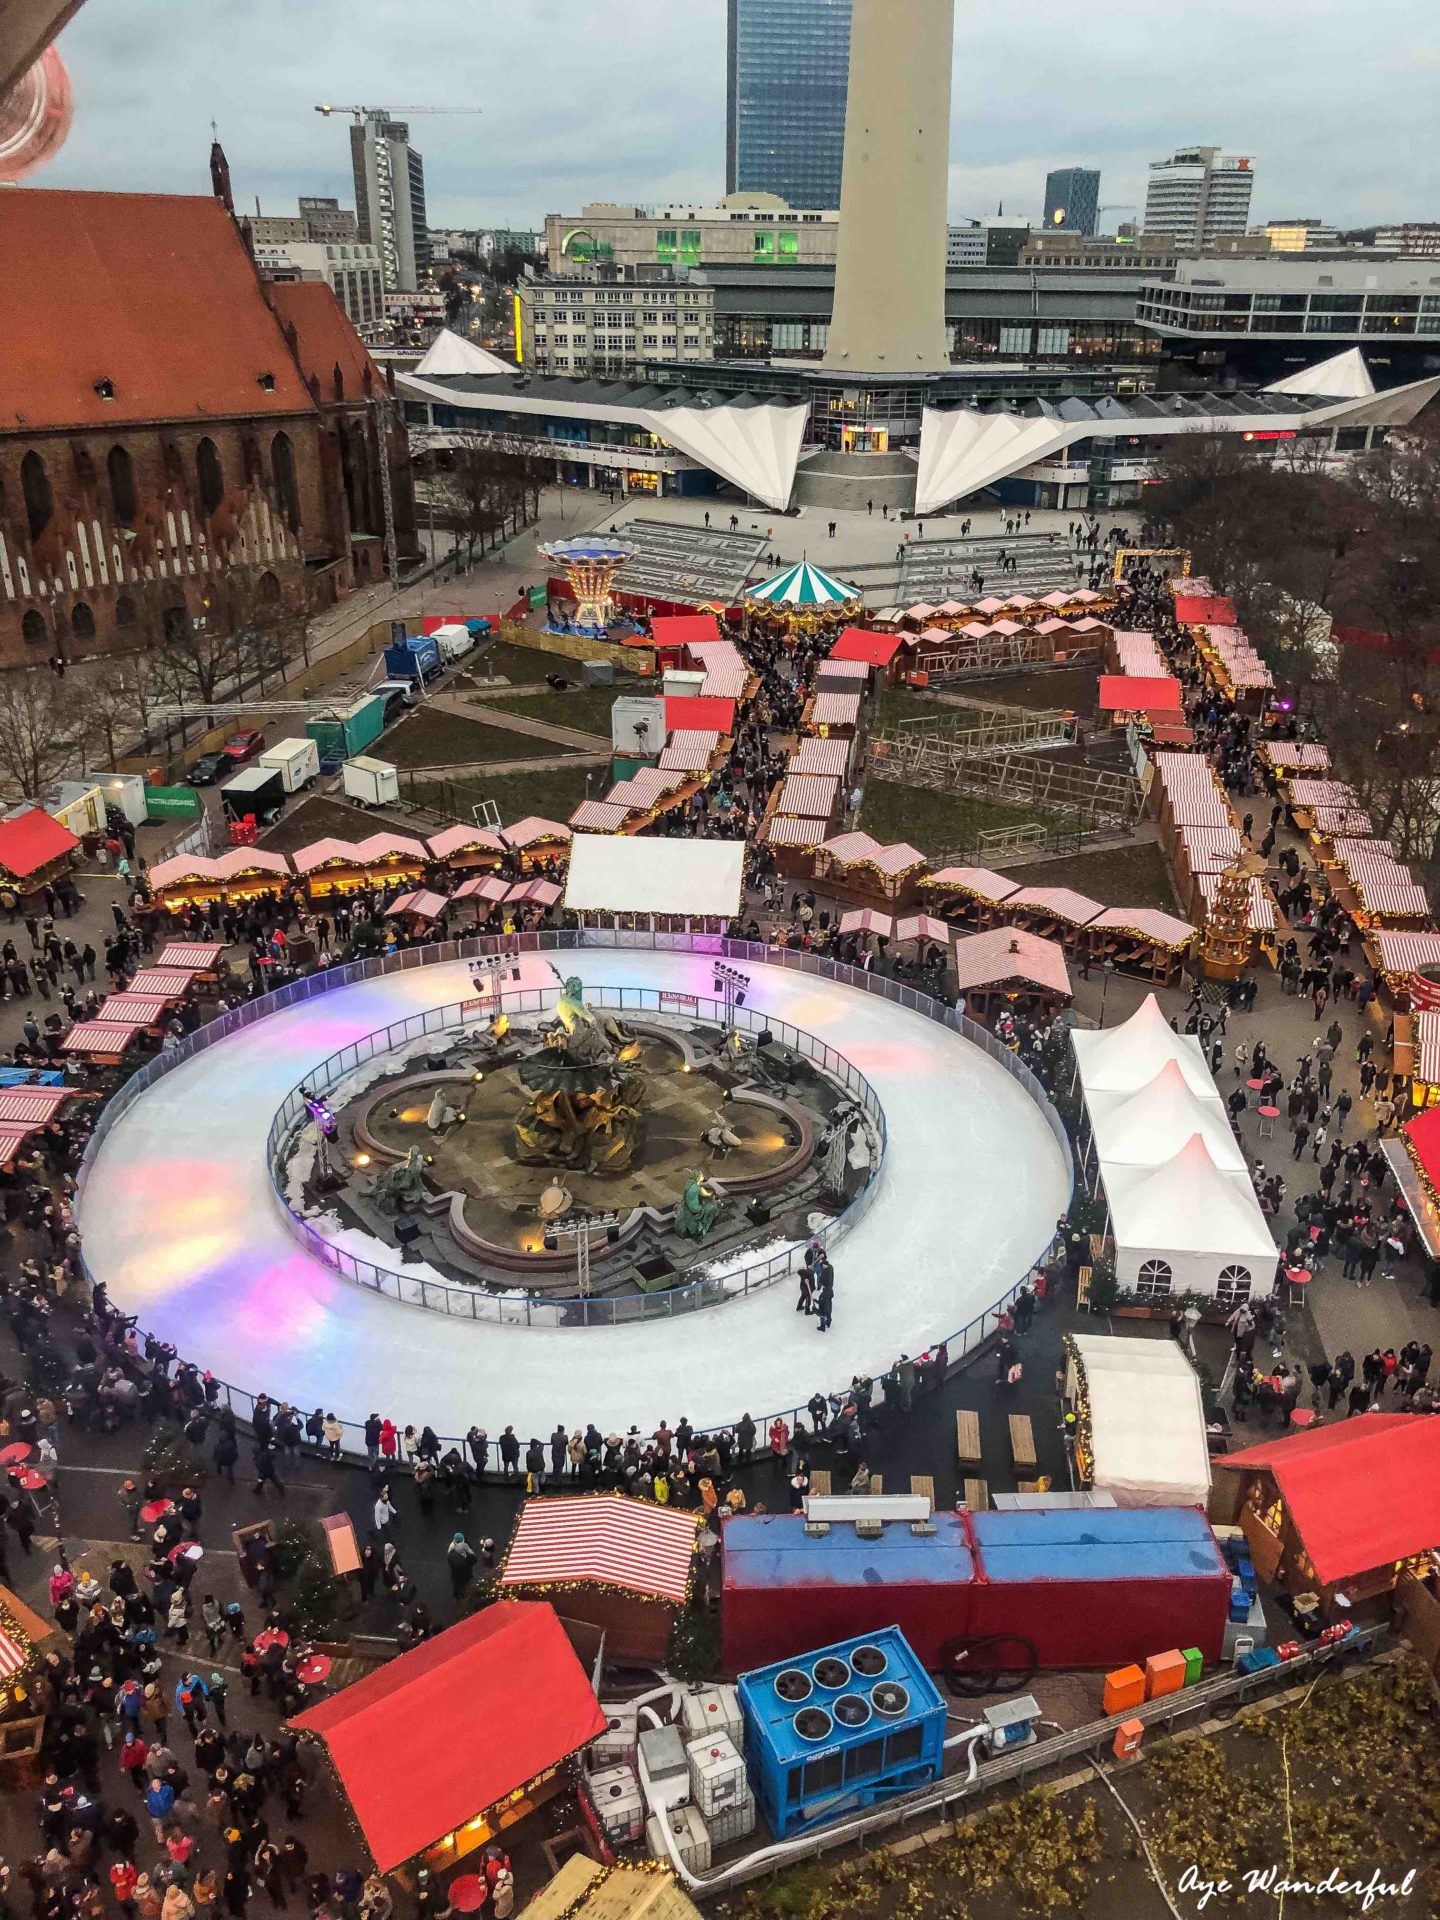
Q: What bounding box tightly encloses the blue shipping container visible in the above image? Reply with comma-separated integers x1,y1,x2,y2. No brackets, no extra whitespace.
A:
383,635,441,681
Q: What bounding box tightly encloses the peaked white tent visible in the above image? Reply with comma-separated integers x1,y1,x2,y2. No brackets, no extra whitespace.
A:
1065,1333,1211,1508
413,329,514,377
1070,993,1212,1097
1264,347,1374,399
1073,995,1276,1300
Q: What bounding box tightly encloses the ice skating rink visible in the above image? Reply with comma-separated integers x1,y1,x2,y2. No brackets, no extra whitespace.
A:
78,948,1069,1440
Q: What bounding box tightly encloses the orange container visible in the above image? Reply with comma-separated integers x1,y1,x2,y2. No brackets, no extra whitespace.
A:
1113,1718,1145,1760
1102,1665,1145,1715
1144,1650,1188,1700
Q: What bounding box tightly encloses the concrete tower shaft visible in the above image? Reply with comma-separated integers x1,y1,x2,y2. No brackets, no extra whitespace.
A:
824,0,955,372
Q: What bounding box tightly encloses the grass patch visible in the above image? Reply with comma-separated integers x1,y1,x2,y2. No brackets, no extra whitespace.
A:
860,778,1060,857
468,685,621,739
407,760,598,827
381,710,583,769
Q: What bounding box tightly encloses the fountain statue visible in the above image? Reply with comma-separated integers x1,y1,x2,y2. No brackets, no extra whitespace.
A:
512,971,647,1174
675,1169,724,1241
369,1145,430,1214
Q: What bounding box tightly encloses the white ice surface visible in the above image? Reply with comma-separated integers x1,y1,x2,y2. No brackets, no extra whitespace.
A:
78,951,1068,1440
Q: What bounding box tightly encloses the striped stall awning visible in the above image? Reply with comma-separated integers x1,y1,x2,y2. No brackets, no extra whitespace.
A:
0,1087,68,1124
124,968,202,999
658,731,722,773
498,1494,701,1604
157,942,226,969
1373,930,1440,976
1261,743,1330,773
1333,839,1432,918
787,737,850,779
1178,825,1243,873
1113,632,1168,678
61,1020,145,1058
808,692,862,728
760,816,829,848
776,774,839,819
96,994,173,1026
1418,1010,1440,1087
1287,779,1361,810
1152,751,1229,827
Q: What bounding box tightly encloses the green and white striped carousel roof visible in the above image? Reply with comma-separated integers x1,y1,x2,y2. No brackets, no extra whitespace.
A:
746,560,860,609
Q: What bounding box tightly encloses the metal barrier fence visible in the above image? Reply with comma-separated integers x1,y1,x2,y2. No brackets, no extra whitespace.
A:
265,986,888,1324
75,931,1074,1456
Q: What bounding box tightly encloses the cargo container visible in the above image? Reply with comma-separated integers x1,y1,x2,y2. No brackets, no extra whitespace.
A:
259,737,320,794
383,633,441,682
220,765,286,822
721,1507,1229,1674
342,757,399,809
306,696,385,764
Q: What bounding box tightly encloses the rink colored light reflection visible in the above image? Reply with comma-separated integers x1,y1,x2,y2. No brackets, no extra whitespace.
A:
80,953,1068,1435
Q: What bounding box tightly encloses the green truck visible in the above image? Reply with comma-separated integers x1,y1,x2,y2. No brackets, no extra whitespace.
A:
305,694,386,770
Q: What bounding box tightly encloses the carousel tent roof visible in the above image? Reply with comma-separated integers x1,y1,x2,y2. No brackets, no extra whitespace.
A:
563,834,745,920
1088,1060,1248,1173
1070,992,1213,1097
746,561,860,611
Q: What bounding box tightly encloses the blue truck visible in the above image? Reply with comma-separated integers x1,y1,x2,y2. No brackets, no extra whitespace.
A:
382,633,442,683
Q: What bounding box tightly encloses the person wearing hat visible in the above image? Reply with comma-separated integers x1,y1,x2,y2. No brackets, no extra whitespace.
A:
446,1533,478,1600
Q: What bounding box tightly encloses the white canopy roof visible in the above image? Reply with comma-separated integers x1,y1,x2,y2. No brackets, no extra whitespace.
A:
1070,993,1212,1097
1088,1059,1247,1173
1264,346,1374,399
1104,1134,1277,1264
563,834,745,920
413,329,513,377
1068,1333,1211,1507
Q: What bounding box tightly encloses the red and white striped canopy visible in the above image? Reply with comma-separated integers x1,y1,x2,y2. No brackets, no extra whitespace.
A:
498,1494,700,1604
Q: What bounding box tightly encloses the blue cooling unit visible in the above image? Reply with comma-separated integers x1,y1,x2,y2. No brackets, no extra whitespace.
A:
736,1626,945,1838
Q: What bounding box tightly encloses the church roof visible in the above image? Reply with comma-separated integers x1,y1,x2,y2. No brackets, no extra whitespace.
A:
0,189,316,432
267,281,381,406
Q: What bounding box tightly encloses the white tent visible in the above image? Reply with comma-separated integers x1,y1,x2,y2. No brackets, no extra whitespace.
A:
1070,993,1213,1097
1087,1059,1247,1174
1073,995,1277,1301
1103,1135,1278,1294
413,329,513,377
1065,1333,1211,1508
563,835,744,924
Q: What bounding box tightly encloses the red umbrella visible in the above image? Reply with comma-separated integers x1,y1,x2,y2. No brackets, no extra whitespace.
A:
0,1443,33,1467
296,1653,331,1686
253,1628,289,1654
448,1877,486,1915
139,1499,173,1526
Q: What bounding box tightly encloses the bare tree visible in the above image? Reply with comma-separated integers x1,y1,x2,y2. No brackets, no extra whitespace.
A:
0,669,76,801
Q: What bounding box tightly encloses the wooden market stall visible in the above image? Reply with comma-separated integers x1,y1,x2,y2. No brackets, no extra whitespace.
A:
1365,929,1440,1010
294,833,429,900
425,825,507,875
803,690,862,739
517,1857,703,1920
496,1494,701,1665
156,941,227,980
1216,1418,1440,1621
919,866,1022,931
1004,885,1103,953
60,1020,149,1065
452,874,511,923
0,808,78,908
759,813,829,880
1085,907,1197,986
291,1601,605,1873
385,889,451,933
501,818,572,874
563,836,743,935
810,832,928,912
951,927,1072,1026
148,848,293,911
1327,839,1432,930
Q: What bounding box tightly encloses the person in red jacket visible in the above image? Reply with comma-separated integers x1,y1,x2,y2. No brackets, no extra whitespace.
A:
378,1419,398,1463
118,1731,149,1794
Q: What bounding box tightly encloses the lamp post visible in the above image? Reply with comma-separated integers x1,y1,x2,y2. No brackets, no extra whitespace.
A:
1098,957,1116,1029
713,962,750,1028
542,1212,622,1297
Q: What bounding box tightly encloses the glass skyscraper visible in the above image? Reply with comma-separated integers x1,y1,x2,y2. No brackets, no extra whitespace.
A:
726,0,851,210
1043,168,1101,237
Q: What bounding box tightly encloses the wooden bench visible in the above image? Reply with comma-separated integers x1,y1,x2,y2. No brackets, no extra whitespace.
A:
962,1478,989,1511
1009,1414,1038,1473
955,1408,983,1467
1076,1264,1093,1310
909,1475,935,1505
807,1469,832,1497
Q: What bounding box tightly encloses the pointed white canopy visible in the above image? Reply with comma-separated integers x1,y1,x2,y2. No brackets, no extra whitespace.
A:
1070,993,1212,1098
1265,347,1375,399
413,329,514,377
1105,1134,1277,1263
1088,1059,1247,1173
649,398,809,510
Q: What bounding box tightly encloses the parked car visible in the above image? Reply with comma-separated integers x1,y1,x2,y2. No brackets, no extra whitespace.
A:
222,730,266,762
186,751,229,787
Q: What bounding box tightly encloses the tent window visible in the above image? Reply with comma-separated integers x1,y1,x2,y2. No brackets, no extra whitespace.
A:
1216,1264,1251,1307
1135,1259,1173,1298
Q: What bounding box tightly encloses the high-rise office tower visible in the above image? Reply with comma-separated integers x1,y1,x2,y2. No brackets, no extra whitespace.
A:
1043,167,1100,236
349,109,430,292
824,0,954,371
726,0,851,210
1144,146,1254,248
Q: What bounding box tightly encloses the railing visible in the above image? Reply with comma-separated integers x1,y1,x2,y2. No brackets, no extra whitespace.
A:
265,985,888,1325
75,932,1073,1456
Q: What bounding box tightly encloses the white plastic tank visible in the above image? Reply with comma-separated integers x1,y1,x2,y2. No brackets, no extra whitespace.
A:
646,1804,711,1875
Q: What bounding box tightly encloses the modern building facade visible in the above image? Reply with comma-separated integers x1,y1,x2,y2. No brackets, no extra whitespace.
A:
947,221,1033,267
545,198,838,277
1044,167,1101,237
1136,254,1440,385
1021,234,1179,271
825,0,954,371
1252,219,1339,252
244,196,359,249
516,269,715,378
1375,223,1440,256
251,238,385,336
349,110,430,292
1144,147,1255,248
726,0,851,210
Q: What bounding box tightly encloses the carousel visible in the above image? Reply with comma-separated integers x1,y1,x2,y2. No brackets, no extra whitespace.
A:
744,560,862,641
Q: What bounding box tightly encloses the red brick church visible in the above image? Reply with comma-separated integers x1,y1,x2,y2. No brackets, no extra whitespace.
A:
0,147,418,668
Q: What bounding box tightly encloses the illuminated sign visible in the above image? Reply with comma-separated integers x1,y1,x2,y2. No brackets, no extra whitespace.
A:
1242,430,1297,442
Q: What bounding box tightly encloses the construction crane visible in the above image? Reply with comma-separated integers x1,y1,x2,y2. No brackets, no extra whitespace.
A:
315,104,482,121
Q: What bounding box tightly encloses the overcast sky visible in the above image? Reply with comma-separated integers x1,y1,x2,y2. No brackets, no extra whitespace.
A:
31,0,1438,232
